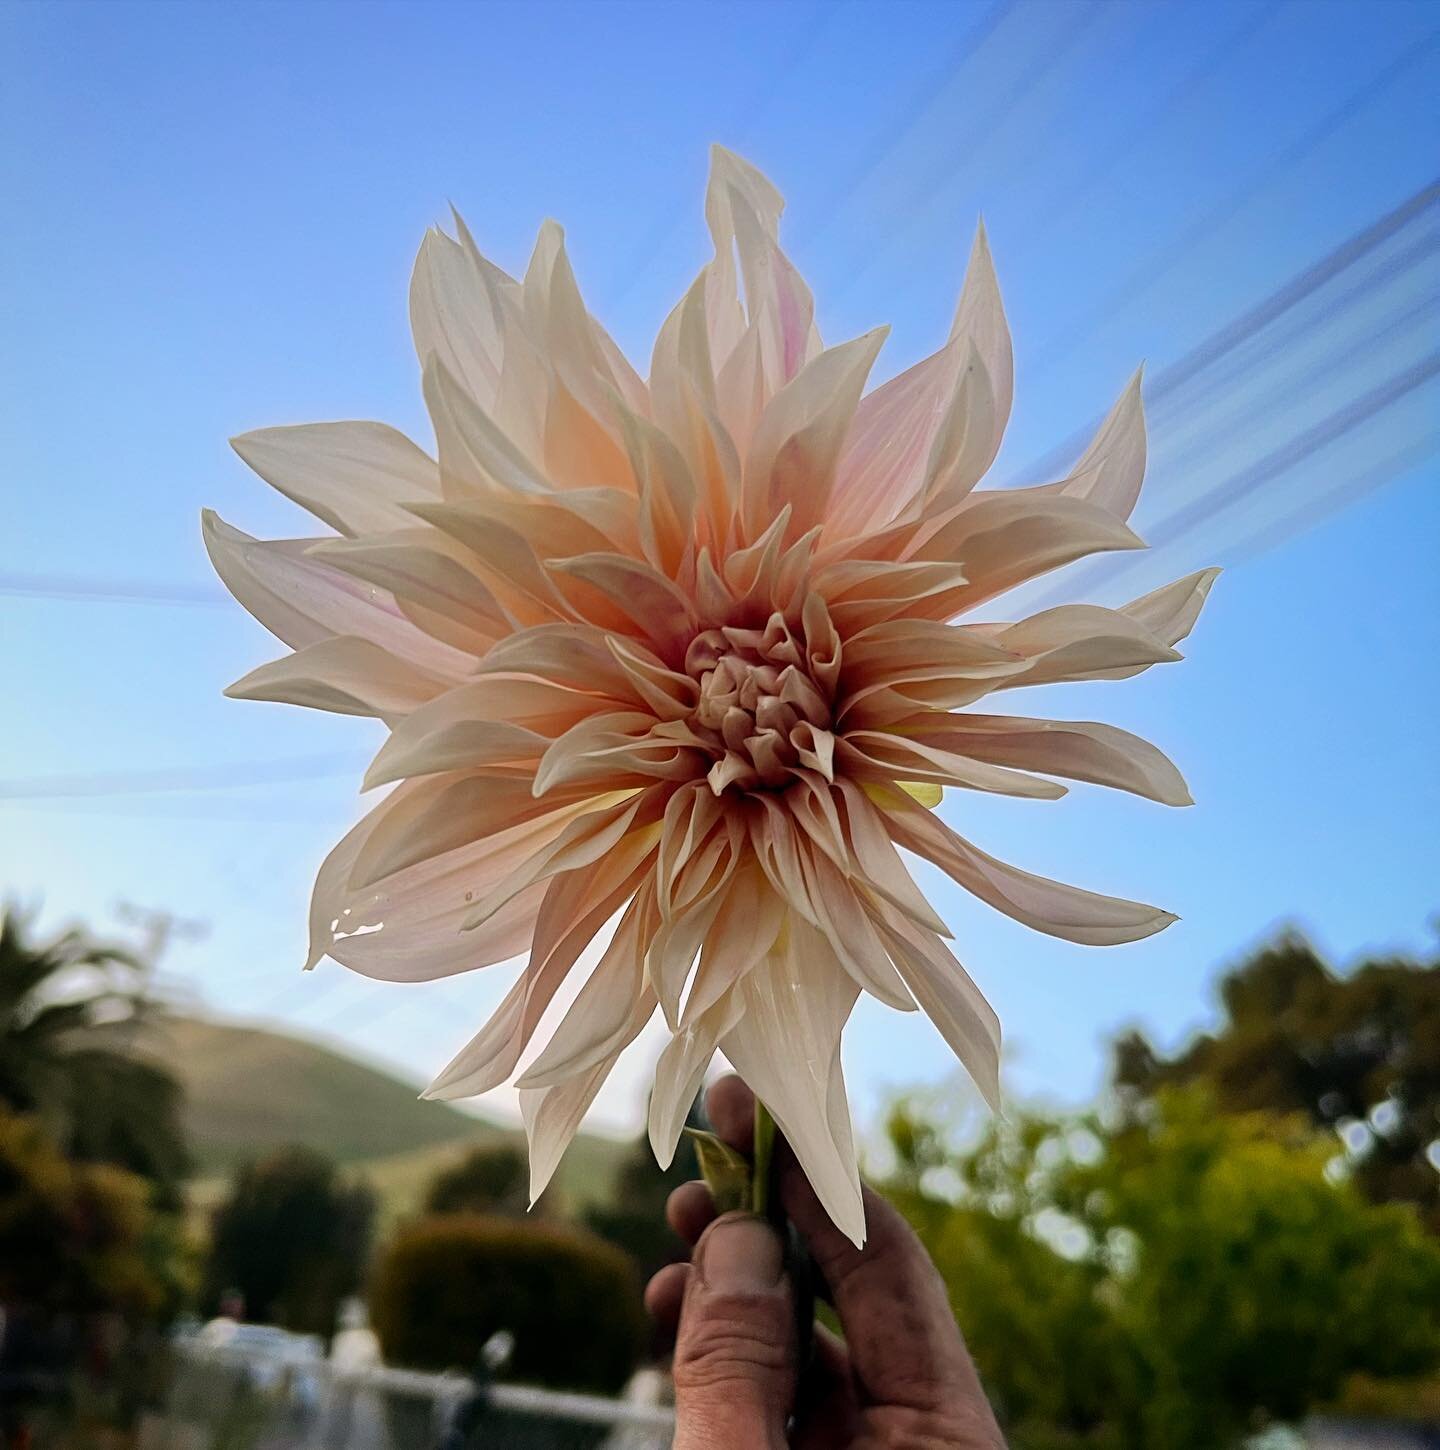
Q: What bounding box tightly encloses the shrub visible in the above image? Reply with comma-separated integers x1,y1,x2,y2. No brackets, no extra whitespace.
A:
370,1214,646,1394
422,1143,529,1217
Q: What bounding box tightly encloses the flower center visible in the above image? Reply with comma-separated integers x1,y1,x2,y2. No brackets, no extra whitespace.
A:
684,613,837,794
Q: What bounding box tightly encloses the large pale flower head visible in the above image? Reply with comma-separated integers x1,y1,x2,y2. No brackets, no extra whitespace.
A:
207,147,1216,1245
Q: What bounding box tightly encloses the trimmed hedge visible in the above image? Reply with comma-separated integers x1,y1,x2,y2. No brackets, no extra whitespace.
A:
370,1213,647,1394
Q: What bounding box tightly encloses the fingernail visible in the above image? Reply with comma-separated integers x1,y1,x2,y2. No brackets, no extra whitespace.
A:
697,1213,785,1291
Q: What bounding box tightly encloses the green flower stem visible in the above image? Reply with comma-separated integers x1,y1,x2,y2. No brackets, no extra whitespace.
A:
751,1098,778,1220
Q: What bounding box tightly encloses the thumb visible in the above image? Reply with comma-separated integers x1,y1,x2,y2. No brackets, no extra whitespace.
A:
672,1213,796,1450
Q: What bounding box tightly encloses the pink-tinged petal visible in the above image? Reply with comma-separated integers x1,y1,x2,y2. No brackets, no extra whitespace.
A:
231,422,440,538
422,353,553,499
413,490,638,572
721,919,865,1246
519,985,657,1204
475,623,644,702
838,730,1068,800
897,713,1192,806
1122,568,1222,646
363,700,549,790
1059,369,1146,521
349,771,599,888
424,850,657,1100
410,221,515,415
797,844,915,1010
872,908,1001,1111
459,787,667,933
947,222,1013,461
534,712,706,796
516,887,654,1089
307,532,510,654
201,511,473,678
649,989,744,1169
899,492,1144,619
990,605,1182,689
307,780,573,980
681,861,785,1026
741,330,888,543
875,785,1177,945
225,636,452,723
544,552,698,661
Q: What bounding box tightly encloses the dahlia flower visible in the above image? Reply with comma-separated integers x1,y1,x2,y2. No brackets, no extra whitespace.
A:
206,147,1216,1245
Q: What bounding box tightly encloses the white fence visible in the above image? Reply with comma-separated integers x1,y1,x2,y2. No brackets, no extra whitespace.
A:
143,1342,674,1450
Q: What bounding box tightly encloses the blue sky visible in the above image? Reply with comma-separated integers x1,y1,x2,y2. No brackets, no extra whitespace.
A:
3,0,1437,1140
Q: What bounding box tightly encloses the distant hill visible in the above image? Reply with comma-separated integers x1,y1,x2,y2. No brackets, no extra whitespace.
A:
164,1015,627,1221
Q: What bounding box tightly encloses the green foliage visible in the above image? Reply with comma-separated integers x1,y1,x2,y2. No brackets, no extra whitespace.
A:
423,1143,529,1217
885,1087,1440,1450
370,1214,647,1393
1115,930,1440,1232
204,1144,374,1337
0,1106,188,1315
585,1096,701,1282
0,905,189,1208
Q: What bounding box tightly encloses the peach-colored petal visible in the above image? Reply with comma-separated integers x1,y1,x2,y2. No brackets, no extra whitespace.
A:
895,712,1192,806
201,511,472,678
649,988,744,1168
1057,368,1146,521
1122,567,1222,646
225,636,452,723
232,422,440,538
872,908,1001,1111
875,784,1176,945
721,918,864,1246
988,605,1182,689
839,729,1068,800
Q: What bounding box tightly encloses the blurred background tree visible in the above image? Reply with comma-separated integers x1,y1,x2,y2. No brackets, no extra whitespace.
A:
585,1094,703,1282
369,1213,646,1393
203,1144,374,1338
0,905,189,1210
1114,930,1440,1233
884,1084,1440,1450
423,1142,529,1217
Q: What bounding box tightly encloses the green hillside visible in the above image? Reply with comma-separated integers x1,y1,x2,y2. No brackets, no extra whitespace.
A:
165,1015,628,1220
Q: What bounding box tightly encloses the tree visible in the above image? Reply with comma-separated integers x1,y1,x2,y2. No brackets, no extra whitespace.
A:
204,1145,374,1337
423,1143,529,1217
585,1095,702,1283
1113,929,1440,1232
884,1087,1440,1450
0,906,189,1208
370,1214,646,1394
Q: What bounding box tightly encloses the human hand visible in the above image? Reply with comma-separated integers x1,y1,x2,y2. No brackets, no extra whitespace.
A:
645,1075,1007,1449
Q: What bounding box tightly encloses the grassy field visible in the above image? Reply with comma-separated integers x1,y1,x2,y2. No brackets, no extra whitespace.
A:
166,1015,630,1226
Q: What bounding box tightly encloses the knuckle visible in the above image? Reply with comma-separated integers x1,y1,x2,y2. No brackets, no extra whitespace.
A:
674,1292,793,1396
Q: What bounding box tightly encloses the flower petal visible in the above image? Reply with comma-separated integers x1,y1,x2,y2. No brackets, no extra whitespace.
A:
225,636,452,722
231,422,440,538
721,918,865,1246
649,989,744,1169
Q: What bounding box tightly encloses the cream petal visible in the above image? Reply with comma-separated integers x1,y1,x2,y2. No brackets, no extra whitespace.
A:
363,691,555,790
721,921,865,1246
425,850,656,1099
947,221,1013,464
831,778,952,937
873,909,1001,1111
741,329,888,543
991,605,1182,688
898,713,1192,806
681,860,784,1026
201,511,472,678
307,533,510,652
519,985,657,1204
475,622,643,702
901,492,1144,618
839,730,1068,800
410,222,514,414
422,353,553,498
1060,368,1146,521
545,552,698,660
533,712,704,796
1122,568,1222,647
231,422,440,538
225,636,452,722
516,887,654,1089
349,772,597,888
875,785,1176,945
649,990,744,1169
